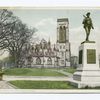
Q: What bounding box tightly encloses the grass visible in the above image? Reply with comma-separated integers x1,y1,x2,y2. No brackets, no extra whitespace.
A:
9,80,76,89
4,68,66,76
81,86,100,89
63,68,76,74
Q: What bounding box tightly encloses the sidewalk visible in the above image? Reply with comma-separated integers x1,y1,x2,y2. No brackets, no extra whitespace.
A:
0,81,15,89
3,75,69,81
3,69,73,81
1,70,73,89
53,69,73,77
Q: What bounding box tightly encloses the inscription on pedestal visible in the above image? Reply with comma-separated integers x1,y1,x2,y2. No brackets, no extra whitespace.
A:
79,50,83,64
87,49,96,64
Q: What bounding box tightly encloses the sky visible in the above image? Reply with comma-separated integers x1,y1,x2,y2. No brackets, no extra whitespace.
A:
1,8,100,59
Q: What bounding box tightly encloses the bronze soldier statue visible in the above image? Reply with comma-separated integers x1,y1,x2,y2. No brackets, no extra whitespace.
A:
82,12,94,41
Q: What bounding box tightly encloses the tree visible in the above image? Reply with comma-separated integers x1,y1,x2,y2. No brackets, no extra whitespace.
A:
0,9,15,49
0,9,37,68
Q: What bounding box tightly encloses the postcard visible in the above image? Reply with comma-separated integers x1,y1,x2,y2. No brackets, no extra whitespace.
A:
0,7,100,93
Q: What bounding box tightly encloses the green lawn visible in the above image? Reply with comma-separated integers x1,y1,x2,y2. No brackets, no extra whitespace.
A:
9,80,76,89
63,68,76,74
4,68,66,76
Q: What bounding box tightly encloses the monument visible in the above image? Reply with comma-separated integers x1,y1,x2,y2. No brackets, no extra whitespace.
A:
73,12,100,88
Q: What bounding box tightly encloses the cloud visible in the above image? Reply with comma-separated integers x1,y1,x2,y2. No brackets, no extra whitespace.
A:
69,26,100,56
69,26,83,56
35,18,57,44
35,18,56,28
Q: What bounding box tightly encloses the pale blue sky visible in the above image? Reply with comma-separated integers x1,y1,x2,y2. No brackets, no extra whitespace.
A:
11,9,100,27
9,9,100,56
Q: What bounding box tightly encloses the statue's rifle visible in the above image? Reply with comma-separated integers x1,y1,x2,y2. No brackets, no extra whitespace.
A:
82,15,86,25
83,15,86,18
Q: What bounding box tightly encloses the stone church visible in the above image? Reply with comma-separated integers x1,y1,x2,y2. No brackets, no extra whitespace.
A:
24,18,71,68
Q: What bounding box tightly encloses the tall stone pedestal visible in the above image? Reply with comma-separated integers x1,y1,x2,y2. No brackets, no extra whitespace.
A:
73,41,100,88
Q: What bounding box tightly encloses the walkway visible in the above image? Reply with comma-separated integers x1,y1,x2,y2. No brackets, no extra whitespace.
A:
3,70,73,81
0,75,72,89
53,69,73,78
0,75,71,89
0,81,16,89
3,75,69,81
0,70,73,89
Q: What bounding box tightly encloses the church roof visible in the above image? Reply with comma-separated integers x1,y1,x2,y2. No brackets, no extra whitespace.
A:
32,51,56,57
41,38,47,44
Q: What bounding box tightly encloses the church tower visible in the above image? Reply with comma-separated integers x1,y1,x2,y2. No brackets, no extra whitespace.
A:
56,18,71,67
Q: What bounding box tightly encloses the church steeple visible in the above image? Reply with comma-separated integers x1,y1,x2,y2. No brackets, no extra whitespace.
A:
47,38,52,52
48,37,51,46
56,18,70,67
57,18,69,43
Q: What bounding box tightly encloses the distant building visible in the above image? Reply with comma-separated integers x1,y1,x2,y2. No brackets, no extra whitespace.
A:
23,18,71,68
70,56,78,68
30,39,57,68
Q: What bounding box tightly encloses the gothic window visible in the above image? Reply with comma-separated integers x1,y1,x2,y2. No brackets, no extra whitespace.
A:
63,46,65,49
60,45,62,49
47,57,52,65
59,26,66,43
63,26,66,30
60,26,62,29
62,52,64,57
61,60,64,64
63,26,66,42
36,57,41,65
59,26,63,42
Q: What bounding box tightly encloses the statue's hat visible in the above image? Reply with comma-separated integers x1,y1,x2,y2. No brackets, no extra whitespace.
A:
86,12,90,16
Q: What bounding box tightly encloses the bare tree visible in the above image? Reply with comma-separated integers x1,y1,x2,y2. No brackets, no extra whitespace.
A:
0,9,36,68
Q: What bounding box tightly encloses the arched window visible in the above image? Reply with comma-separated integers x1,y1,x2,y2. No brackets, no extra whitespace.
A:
59,26,63,43
62,52,64,57
63,26,66,42
60,26,62,29
36,57,41,65
59,26,66,43
63,26,66,30
47,57,52,65
61,60,64,65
